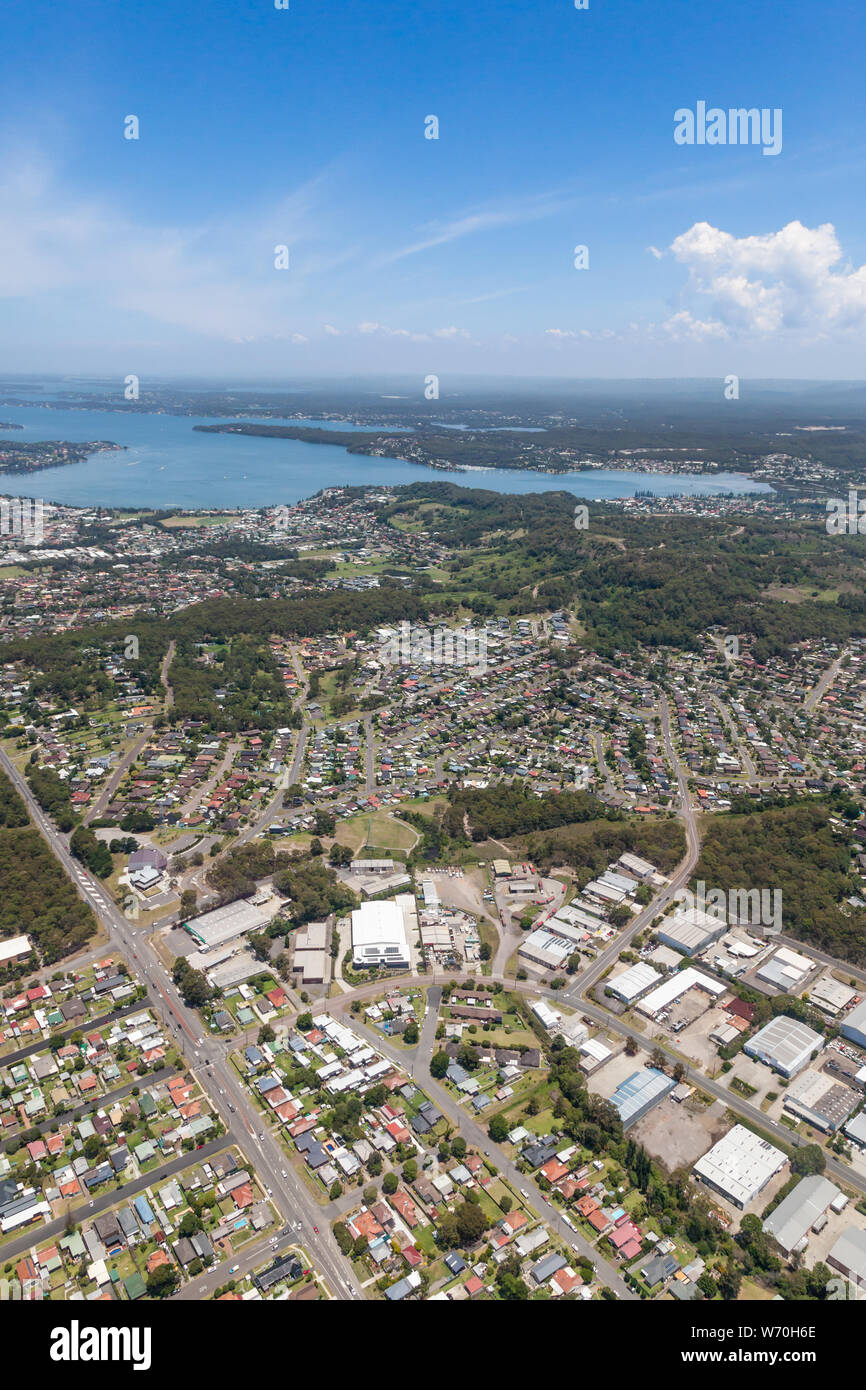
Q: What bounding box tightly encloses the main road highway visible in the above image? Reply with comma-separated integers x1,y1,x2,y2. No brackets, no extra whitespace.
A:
0,745,361,1301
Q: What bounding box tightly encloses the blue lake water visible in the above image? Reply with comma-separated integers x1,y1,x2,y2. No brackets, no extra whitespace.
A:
0,405,773,509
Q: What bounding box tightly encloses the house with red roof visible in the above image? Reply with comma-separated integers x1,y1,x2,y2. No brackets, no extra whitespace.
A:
388,1189,420,1228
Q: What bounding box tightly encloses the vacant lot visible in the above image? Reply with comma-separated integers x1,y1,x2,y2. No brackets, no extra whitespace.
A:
632,1095,729,1172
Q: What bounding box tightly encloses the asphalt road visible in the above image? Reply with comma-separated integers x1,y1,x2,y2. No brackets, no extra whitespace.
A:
2,1132,232,1264
1,996,152,1069
0,746,361,1301
328,985,635,1299
2,1066,174,1154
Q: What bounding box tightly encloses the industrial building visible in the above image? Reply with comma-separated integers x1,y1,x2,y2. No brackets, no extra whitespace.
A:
609,1067,675,1127
579,1037,613,1073
183,897,271,950
518,928,572,971
656,905,726,958
763,1174,842,1254
636,966,726,1019
616,852,657,882
782,1068,859,1132
841,998,866,1050
755,945,814,993
608,961,662,1004
290,920,331,987
827,1226,866,1289
0,934,34,968
350,899,411,970
744,1015,824,1078
420,879,441,909
844,1112,866,1150
809,976,858,1017
692,1125,787,1209
205,950,261,990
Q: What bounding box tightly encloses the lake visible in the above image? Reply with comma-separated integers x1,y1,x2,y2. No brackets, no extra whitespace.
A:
0,405,773,509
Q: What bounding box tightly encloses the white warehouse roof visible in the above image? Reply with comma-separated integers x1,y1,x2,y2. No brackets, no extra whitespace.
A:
351,899,410,966
608,961,661,1002
693,1124,787,1208
744,1015,824,1077
636,966,726,1018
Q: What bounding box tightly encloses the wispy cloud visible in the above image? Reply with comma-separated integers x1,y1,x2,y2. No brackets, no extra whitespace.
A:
378,190,573,265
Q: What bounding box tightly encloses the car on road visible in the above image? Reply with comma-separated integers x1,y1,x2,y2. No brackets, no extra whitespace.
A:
229,1265,239,1274
520,1188,529,1197
313,1226,319,1234
281,1169,287,1178
228,1104,235,1112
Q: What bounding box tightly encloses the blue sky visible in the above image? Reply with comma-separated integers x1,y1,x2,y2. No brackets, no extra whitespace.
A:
1,0,864,378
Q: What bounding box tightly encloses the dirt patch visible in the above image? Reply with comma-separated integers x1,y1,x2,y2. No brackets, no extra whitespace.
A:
631,1096,729,1172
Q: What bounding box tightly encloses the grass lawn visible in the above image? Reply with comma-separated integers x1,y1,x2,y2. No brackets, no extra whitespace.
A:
335,810,418,855
739,1277,777,1300
412,1224,438,1255
159,513,228,528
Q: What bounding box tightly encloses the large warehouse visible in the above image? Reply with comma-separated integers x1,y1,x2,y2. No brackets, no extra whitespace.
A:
0,934,34,968
841,999,866,1050
755,945,814,993
351,900,411,970
827,1226,866,1288
607,961,661,1003
656,905,727,958
782,1068,859,1132
636,966,726,1019
693,1124,787,1209
743,1015,824,1078
183,897,271,950
610,1067,675,1127
763,1174,842,1254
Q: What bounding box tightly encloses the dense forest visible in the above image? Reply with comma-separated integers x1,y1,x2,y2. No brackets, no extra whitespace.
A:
694,796,866,964
272,859,357,925
443,780,608,840
26,762,76,832
513,814,686,878
379,484,866,658
0,771,96,965
0,771,29,828
192,413,866,485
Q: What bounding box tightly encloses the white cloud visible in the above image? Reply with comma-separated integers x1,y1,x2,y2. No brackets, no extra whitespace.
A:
667,219,866,337
662,310,729,342
356,321,430,342
646,245,663,260
545,328,576,338
381,191,571,264
0,153,329,343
